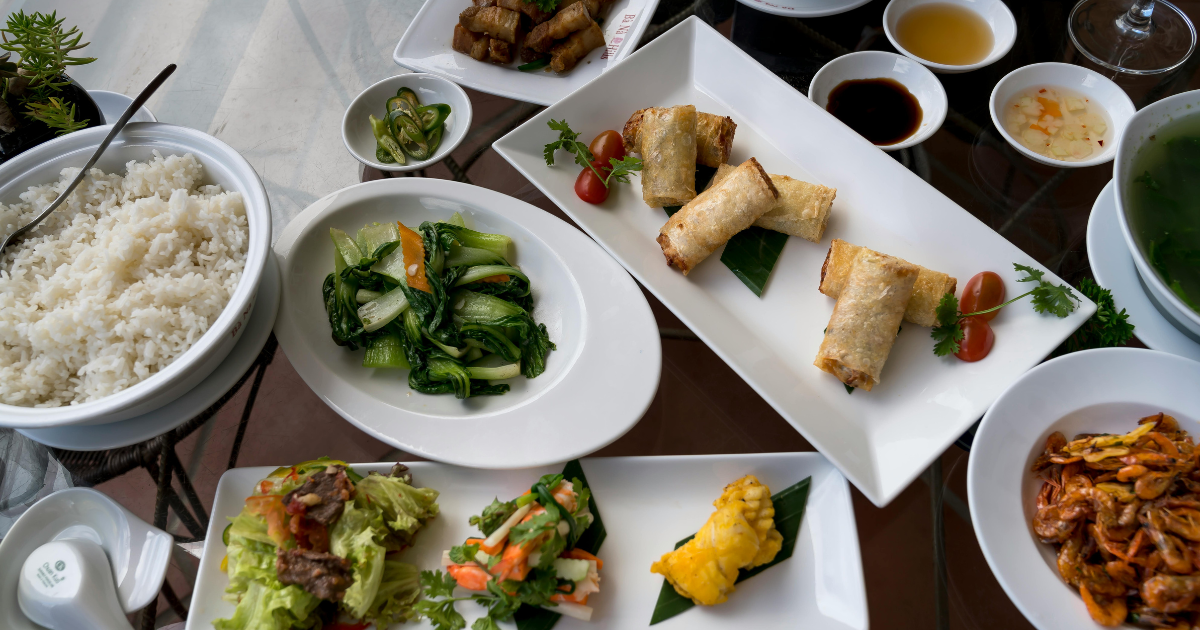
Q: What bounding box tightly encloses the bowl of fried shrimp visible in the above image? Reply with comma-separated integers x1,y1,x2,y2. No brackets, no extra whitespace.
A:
968,347,1200,629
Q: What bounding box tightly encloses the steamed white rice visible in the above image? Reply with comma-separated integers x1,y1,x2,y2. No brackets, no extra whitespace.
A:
0,152,248,407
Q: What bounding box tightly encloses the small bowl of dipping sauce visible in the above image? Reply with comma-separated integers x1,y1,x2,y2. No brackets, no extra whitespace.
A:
883,0,1017,73
809,50,948,151
989,62,1135,168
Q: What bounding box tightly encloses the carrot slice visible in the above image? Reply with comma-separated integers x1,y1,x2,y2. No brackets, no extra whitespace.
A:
1037,97,1062,118
562,548,603,570
397,222,430,293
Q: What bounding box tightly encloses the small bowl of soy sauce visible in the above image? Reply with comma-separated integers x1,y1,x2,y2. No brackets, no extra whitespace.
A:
809,51,947,151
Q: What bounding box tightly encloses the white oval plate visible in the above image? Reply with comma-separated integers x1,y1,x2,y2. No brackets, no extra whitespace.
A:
968,347,1200,630
735,0,872,18
273,178,660,469
1087,180,1200,361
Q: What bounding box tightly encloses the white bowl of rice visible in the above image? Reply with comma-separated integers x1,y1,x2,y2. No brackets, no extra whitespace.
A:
0,123,270,428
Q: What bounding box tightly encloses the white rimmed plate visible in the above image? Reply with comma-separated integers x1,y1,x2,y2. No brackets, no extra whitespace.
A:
0,488,173,630
185,453,866,630
17,255,281,451
393,0,661,107
272,178,660,469
968,348,1200,629
1087,180,1200,360
87,89,156,124
492,16,1095,506
735,0,873,18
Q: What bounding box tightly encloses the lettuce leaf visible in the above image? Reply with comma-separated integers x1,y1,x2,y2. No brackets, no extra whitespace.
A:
227,510,274,547
355,473,440,535
367,559,423,624
224,536,279,601
213,579,320,630
330,499,388,620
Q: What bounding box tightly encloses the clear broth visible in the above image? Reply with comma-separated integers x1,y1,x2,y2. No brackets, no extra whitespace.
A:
895,3,994,66
1126,117,1200,313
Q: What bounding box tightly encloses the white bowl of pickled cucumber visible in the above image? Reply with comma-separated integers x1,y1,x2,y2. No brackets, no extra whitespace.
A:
342,73,472,172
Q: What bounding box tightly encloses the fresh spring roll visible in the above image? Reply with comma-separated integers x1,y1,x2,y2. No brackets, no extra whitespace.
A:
814,250,918,391
708,163,835,243
641,105,699,207
819,239,957,327
657,157,779,274
623,108,736,168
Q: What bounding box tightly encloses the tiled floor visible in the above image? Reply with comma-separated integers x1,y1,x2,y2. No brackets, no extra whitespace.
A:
83,87,1039,629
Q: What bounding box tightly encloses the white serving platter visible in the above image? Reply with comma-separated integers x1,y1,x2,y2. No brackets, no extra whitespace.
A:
968,348,1200,630
185,453,866,630
394,0,661,107
272,178,660,469
735,0,873,18
492,16,1095,506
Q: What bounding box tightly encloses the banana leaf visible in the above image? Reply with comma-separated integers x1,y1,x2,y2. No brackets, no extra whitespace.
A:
648,476,812,625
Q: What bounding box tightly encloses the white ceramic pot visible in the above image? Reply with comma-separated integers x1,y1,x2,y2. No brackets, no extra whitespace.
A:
0,123,271,428
1113,89,1200,341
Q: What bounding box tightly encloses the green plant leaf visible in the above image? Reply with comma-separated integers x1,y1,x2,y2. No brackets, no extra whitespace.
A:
649,476,812,625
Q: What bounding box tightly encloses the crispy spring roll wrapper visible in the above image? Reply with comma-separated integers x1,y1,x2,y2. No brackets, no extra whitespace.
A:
708,164,835,243
641,105,699,207
819,239,957,327
622,108,735,168
459,6,521,44
657,158,779,274
814,250,918,391
549,20,604,73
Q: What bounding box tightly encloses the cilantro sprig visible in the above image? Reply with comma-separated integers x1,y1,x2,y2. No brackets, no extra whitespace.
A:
931,263,1080,357
414,569,561,630
544,119,642,188
1063,278,1134,352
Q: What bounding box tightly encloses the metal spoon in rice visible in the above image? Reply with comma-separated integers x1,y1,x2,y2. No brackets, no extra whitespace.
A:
0,64,177,262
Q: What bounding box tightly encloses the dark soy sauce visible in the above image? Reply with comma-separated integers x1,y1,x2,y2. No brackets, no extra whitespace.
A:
825,78,923,146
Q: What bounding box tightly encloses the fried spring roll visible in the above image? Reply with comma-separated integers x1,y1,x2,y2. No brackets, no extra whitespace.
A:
473,0,497,6
497,0,553,23
549,21,604,73
640,105,698,208
814,250,918,391
452,24,489,60
657,158,779,274
819,239,957,327
622,109,736,168
708,164,835,242
459,6,521,44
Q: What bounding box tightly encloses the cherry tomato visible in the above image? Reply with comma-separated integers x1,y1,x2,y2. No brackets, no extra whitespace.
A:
955,316,995,362
574,162,608,204
959,271,1006,321
588,130,625,167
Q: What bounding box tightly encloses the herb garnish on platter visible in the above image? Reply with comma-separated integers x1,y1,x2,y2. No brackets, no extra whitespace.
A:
932,263,1080,357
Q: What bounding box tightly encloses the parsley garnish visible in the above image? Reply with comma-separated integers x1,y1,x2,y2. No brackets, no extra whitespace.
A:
1063,278,1134,352
449,542,481,565
415,568,560,630
509,511,559,545
531,0,560,12
544,119,643,188
931,263,1079,357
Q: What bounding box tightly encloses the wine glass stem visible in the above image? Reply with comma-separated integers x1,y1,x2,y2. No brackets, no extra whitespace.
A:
1117,0,1156,39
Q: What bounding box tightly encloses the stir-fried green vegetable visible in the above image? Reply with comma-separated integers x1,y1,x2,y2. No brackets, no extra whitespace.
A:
372,86,450,164
322,214,555,399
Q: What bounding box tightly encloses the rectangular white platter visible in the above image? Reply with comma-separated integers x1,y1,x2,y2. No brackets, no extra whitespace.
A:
394,0,662,107
185,453,866,629
491,17,1096,506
